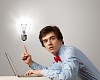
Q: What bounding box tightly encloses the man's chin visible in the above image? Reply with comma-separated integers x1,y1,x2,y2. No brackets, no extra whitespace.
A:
49,50,57,55
49,50,55,53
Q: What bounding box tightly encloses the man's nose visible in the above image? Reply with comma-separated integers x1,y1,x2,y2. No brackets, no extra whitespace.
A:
48,40,52,45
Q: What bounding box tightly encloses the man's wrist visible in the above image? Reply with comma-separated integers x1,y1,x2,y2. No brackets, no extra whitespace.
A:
28,60,33,67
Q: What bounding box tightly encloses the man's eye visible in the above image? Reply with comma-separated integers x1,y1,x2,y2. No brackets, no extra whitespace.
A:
43,40,47,43
51,37,56,40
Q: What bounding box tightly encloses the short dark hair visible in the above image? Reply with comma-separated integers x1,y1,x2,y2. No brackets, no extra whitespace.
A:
39,25,64,47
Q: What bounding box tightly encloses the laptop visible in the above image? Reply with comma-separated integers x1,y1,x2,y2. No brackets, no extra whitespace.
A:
5,52,40,77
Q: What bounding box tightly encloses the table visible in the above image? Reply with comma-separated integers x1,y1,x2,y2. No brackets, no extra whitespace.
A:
0,76,51,80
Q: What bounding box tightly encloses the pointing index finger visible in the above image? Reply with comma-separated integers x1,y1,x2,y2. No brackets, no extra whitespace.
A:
24,45,28,53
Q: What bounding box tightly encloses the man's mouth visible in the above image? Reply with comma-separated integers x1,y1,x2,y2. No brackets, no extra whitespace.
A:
49,47,53,50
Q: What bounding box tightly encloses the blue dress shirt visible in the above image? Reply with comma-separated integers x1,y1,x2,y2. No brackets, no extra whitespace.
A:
30,45,100,80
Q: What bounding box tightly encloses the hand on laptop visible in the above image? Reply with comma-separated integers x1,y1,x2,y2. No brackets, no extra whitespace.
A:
26,70,43,76
21,46,33,66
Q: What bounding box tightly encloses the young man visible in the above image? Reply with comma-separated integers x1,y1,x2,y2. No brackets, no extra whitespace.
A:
21,26,100,80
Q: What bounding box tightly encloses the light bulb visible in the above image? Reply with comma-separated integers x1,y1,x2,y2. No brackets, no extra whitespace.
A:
16,17,31,41
21,24,27,41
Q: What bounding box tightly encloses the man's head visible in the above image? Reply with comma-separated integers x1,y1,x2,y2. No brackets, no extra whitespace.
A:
39,25,64,55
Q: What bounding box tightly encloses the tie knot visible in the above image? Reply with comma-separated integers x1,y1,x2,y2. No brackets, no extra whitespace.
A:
54,56,61,63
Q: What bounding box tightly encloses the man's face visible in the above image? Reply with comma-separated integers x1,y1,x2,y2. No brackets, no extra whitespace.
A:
42,32,62,56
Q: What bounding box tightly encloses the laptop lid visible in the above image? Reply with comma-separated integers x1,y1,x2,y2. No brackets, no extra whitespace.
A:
5,52,18,76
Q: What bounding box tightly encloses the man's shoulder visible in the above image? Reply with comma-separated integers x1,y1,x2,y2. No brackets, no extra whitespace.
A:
63,45,82,54
64,45,77,50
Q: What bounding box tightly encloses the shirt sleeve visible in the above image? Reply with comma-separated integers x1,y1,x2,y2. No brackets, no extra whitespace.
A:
30,61,48,70
41,59,79,80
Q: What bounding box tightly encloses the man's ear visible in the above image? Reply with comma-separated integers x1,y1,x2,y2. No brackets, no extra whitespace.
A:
60,39,64,44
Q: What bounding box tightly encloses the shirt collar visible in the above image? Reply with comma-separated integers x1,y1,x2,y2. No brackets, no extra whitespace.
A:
58,44,66,60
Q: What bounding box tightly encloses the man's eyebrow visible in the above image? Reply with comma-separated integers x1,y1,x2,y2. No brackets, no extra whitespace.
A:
42,38,47,41
49,36,56,39
50,36,56,37
42,36,56,41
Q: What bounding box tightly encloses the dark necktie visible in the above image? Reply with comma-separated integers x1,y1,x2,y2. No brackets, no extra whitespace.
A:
54,56,61,63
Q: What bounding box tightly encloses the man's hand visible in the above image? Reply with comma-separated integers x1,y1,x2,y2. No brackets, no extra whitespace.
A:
21,46,33,66
26,70,43,76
